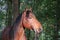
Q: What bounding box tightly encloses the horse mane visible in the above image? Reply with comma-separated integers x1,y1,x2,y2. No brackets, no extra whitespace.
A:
13,13,22,25
9,13,22,40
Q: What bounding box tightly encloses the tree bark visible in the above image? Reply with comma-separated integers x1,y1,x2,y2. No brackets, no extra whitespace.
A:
12,0,19,23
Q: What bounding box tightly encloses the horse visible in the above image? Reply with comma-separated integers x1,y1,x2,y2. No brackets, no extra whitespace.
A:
2,8,43,40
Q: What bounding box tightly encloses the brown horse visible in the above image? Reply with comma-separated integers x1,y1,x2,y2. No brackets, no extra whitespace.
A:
2,8,43,40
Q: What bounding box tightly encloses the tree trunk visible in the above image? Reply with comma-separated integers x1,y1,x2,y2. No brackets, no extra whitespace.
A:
12,0,19,23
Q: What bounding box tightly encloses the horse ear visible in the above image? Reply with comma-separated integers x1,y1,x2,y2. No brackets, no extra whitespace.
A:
26,11,30,18
23,8,28,13
29,7,32,10
29,7,32,12
25,8,28,11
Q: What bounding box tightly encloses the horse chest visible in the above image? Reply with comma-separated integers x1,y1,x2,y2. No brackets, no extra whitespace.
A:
14,27,27,40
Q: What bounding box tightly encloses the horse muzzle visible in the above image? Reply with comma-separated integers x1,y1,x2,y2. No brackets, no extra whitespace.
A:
35,27,43,34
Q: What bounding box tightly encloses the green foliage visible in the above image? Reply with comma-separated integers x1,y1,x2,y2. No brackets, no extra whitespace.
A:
0,0,59,40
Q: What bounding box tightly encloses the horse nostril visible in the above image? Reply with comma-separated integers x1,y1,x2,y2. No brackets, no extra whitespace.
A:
40,28,43,32
39,28,41,32
37,28,43,33
38,28,41,32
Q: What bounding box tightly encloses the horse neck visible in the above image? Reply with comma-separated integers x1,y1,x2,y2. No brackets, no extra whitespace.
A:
14,13,27,40
14,25,27,40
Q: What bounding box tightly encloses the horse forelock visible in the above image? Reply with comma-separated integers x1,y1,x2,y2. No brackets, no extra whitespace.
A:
26,10,32,17
9,13,23,40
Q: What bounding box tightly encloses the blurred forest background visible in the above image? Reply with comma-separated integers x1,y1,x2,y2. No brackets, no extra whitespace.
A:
0,0,60,40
